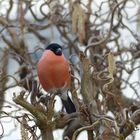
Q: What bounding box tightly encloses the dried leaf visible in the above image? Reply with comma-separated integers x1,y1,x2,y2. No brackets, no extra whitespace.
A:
137,6,140,31
103,52,116,91
107,52,116,78
72,2,86,43
20,117,28,140
19,1,25,33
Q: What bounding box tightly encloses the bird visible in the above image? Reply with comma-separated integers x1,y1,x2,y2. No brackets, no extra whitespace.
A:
37,43,76,113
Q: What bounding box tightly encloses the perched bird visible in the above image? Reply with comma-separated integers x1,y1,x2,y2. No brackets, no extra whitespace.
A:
37,43,76,113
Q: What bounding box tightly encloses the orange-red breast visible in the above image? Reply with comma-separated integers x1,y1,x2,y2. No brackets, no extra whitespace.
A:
37,43,76,113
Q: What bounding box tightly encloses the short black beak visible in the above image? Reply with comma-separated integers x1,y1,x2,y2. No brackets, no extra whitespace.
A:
56,48,62,55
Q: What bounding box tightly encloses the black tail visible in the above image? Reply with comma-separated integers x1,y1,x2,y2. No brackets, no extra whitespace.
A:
61,95,76,113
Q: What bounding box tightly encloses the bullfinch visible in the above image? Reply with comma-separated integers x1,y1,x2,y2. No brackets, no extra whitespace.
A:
37,43,76,113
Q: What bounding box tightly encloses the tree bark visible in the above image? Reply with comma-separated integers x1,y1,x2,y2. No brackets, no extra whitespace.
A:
41,129,54,140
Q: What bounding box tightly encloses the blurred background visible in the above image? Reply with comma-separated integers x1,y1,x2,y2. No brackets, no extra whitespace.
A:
0,0,140,139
